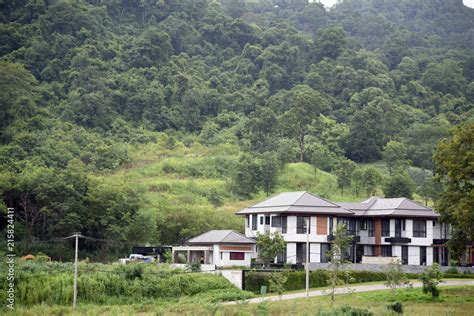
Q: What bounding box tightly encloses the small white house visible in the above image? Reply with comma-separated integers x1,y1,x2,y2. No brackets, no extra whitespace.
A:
172,230,256,268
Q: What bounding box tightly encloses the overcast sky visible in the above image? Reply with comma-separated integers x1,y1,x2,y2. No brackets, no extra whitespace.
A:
317,0,474,9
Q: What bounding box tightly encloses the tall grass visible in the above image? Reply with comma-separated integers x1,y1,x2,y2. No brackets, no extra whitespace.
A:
0,262,253,307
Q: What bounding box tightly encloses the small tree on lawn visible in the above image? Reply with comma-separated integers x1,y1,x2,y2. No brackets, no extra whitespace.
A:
384,258,409,296
327,223,353,302
420,263,443,298
269,272,288,300
256,232,286,268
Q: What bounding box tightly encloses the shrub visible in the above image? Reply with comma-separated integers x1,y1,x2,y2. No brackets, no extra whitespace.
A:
386,301,403,314
420,263,443,298
384,259,409,295
120,264,144,280
445,266,459,274
268,272,287,298
187,262,201,272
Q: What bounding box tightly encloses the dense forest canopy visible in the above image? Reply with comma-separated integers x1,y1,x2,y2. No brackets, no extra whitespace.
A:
0,0,472,259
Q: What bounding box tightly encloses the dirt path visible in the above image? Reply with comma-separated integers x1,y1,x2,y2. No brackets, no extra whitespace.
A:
225,279,474,305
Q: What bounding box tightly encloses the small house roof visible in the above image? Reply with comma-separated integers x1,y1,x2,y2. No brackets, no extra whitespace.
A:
187,230,256,244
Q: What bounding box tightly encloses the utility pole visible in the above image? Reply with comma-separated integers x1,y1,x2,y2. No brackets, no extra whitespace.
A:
305,217,310,299
73,232,80,309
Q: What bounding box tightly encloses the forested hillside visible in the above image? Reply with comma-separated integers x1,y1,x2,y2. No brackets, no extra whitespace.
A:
0,0,473,260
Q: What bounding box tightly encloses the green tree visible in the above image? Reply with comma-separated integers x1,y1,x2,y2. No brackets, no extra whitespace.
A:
361,167,383,197
417,176,443,206
314,26,347,60
334,159,356,196
384,259,409,296
434,122,474,241
232,155,262,199
281,85,328,161
420,263,443,298
327,223,354,302
446,229,469,265
246,107,279,153
256,232,286,267
346,103,385,162
383,172,415,199
259,152,281,196
383,141,409,176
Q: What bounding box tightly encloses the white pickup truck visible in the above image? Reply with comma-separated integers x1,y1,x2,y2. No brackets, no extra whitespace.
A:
118,254,156,264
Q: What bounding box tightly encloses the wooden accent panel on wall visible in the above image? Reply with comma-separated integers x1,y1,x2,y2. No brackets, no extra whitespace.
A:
374,245,381,256
316,216,328,235
220,245,253,251
374,219,382,244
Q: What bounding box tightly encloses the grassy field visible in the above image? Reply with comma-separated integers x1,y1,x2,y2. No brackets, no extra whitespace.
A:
6,285,474,315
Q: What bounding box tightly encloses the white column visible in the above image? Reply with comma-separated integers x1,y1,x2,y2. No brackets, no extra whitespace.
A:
427,247,433,266
408,246,420,265
310,243,321,263
393,245,402,261
287,243,297,264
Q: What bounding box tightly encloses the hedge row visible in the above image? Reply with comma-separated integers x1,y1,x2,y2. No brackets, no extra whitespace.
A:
243,269,473,293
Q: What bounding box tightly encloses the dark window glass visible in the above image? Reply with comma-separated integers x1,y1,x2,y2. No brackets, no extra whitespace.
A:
282,216,287,234
395,219,402,237
329,217,334,234
338,218,355,234
359,220,367,230
276,247,286,263
297,216,310,234
420,246,426,265
265,216,270,225
252,215,257,230
271,216,282,227
320,243,331,263
296,243,306,263
229,252,245,260
368,220,375,237
382,219,390,237
260,216,263,225
402,219,406,231
364,245,375,256
382,245,392,257
433,247,439,264
413,220,427,237
402,246,408,265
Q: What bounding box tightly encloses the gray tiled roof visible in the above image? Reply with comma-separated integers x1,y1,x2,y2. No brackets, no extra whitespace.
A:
336,197,439,218
236,191,353,215
187,230,256,244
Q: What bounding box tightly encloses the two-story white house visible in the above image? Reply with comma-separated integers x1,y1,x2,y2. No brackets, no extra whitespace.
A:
236,191,467,266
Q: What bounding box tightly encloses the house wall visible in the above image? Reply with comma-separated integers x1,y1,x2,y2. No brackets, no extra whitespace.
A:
214,244,255,267
244,213,439,266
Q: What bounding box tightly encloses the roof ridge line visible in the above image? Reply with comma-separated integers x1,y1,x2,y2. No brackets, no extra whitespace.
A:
300,191,342,208
401,198,433,210
293,191,308,205
223,230,234,241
